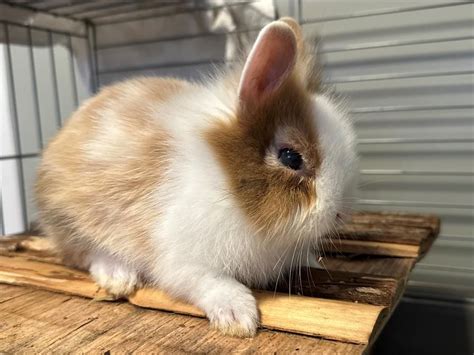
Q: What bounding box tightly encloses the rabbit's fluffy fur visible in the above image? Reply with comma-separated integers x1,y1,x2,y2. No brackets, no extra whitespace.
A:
36,18,358,337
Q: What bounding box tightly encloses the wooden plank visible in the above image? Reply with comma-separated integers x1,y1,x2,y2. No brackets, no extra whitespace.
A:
349,211,440,236
132,287,387,344
0,240,406,348
275,267,402,308
322,239,420,258
0,284,365,354
0,254,387,345
322,255,416,280
334,223,431,245
322,211,441,258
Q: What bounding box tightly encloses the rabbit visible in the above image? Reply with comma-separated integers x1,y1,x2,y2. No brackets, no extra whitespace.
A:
35,17,358,337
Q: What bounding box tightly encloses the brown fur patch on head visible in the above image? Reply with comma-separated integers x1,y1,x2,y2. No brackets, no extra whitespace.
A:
206,77,321,236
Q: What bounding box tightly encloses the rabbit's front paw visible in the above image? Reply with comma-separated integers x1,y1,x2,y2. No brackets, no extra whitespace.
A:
201,282,258,337
89,254,139,298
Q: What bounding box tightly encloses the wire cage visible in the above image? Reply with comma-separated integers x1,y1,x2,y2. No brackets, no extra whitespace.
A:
0,0,473,302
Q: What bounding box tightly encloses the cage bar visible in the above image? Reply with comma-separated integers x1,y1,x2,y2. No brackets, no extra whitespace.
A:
27,27,44,149
67,34,79,107
48,30,62,129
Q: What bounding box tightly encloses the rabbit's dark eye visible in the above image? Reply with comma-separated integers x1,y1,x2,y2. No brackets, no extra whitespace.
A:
278,148,303,170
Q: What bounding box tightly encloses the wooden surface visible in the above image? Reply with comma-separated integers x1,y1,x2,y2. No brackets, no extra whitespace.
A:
0,284,365,354
0,252,387,345
0,211,440,354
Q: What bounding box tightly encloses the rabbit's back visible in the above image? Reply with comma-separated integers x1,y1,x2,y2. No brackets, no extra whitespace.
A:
36,77,191,271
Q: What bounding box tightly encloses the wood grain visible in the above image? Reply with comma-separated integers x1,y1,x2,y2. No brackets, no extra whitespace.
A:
350,211,440,236
0,253,386,345
323,254,416,279
334,223,431,245
0,284,365,354
322,239,420,258
275,267,402,307
323,211,441,258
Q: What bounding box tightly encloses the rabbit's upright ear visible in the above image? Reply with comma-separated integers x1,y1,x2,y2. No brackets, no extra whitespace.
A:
238,21,297,111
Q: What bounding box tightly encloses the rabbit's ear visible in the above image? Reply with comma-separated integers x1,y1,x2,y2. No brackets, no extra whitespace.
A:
238,21,297,110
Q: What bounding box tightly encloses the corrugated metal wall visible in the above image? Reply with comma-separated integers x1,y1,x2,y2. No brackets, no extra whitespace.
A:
1,0,472,300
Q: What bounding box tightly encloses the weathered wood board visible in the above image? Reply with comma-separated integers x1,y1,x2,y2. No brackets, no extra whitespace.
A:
0,284,366,354
0,211,440,353
0,253,387,345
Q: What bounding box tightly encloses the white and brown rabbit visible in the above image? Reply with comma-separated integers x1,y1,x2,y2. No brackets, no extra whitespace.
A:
36,18,358,337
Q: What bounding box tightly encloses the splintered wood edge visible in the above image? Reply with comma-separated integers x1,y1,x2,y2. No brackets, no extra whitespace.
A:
0,254,386,345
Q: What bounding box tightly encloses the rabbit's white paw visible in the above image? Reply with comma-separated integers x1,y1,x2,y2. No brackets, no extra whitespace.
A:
200,282,258,337
89,254,139,298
